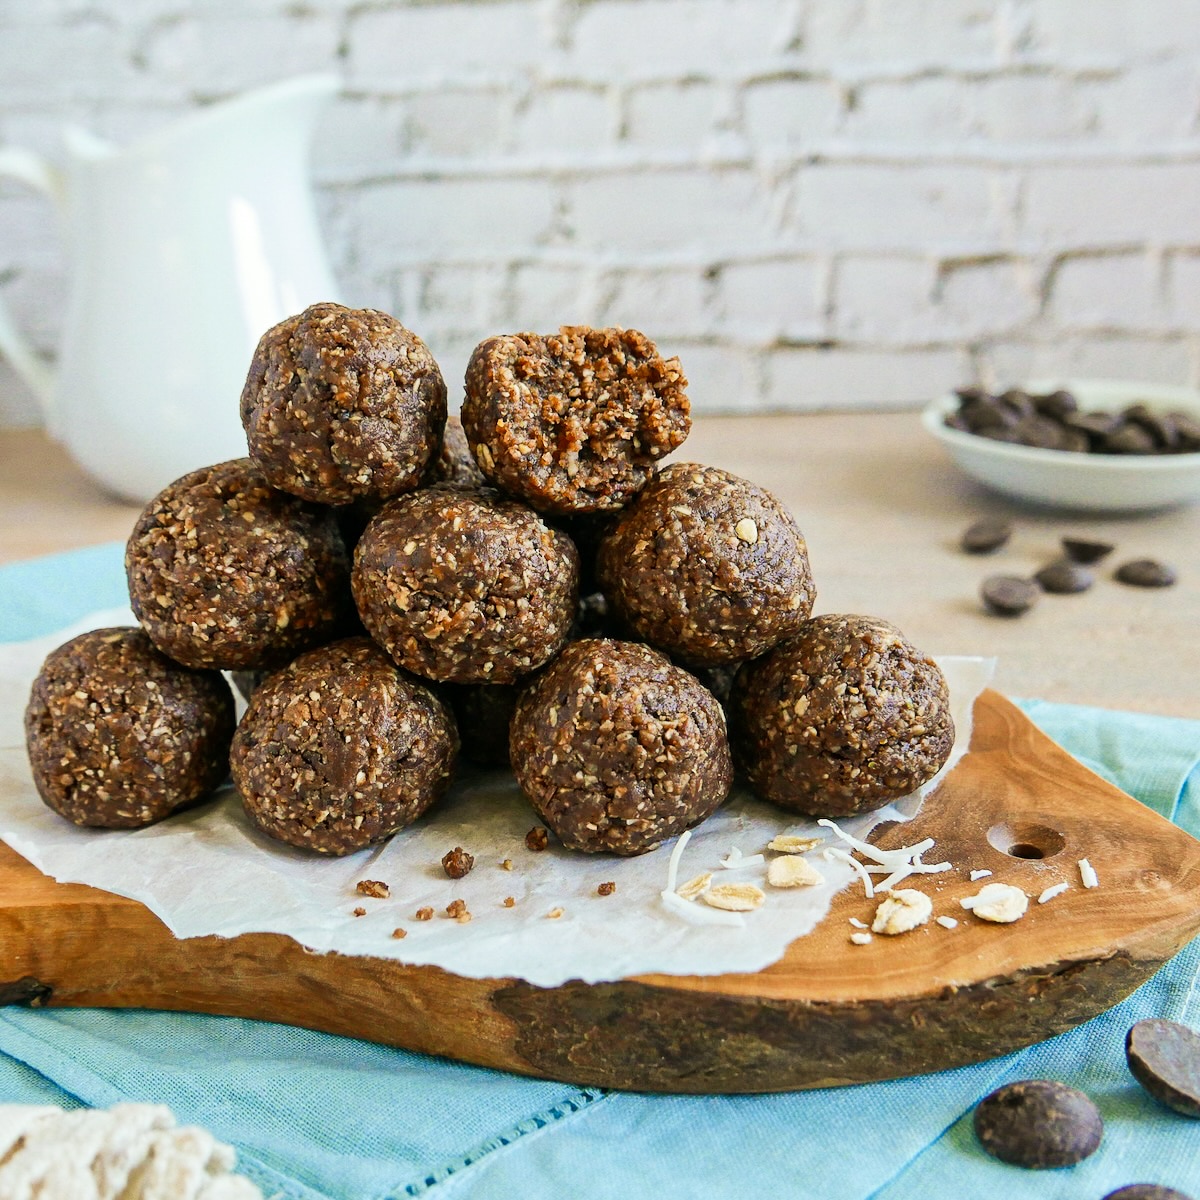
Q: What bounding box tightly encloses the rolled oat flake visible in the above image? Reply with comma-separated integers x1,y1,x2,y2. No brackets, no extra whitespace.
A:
973,1079,1103,1168
1126,1018,1200,1118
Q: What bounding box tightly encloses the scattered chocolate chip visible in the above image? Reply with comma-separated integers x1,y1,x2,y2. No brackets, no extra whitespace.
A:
1104,1186,1196,1200
356,879,390,899
961,518,1014,555
525,826,549,851
1062,537,1115,565
973,1079,1103,1168
1105,423,1159,454
1033,389,1078,420
1126,1019,1200,1118
1034,561,1094,595
981,575,1039,617
598,881,616,896
1115,559,1177,589
441,846,475,879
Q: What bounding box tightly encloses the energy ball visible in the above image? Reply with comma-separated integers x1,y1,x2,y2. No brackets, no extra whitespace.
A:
730,615,954,817
126,459,352,671
241,302,447,506
510,639,733,855
352,487,579,684
597,463,816,666
25,627,235,829
231,638,458,855
462,327,690,514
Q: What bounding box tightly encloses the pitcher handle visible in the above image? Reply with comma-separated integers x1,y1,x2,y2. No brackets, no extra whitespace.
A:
0,148,65,427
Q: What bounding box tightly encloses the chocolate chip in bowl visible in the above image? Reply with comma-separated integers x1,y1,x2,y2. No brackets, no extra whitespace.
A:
923,380,1200,511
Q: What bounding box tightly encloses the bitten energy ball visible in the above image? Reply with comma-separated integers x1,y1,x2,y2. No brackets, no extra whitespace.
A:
510,639,733,855
462,327,690,514
231,638,458,855
241,302,447,506
597,463,816,666
352,487,579,684
25,627,235,828
126,459,352,670
730,615,954,817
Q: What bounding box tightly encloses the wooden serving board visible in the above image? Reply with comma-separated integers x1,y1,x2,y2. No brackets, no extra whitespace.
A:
2,689,1199,1094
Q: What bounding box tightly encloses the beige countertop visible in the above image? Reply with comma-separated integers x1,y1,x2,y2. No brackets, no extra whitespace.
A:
1,416,1197,718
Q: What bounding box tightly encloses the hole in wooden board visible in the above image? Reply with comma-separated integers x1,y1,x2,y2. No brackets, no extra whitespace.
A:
986,822,1066,861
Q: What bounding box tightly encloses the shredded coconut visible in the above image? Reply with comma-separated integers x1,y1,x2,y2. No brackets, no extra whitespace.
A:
936,915,959,929
848,917,869,929
659,888,744,926
665,829,692,896
823,846,875,898
850,931,873,945
1079,858,1099,889
720,851,765,871
1038,882,1069,904
970,869,992,881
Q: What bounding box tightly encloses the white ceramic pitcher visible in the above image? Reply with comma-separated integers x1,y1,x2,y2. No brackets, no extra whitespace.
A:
0,74,342,501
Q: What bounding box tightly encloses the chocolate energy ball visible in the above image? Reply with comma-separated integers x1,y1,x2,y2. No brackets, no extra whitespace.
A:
510,639,733,855
126,459,352,671
25,627,234,828
423,413,487,491
462,327,690,514
231,637,458,855
597,463,816,667
352,487,579,684
241,302,447,506
729,615,954,817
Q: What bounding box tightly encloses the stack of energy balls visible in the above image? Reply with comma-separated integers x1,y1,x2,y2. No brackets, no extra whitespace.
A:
25,303,955,860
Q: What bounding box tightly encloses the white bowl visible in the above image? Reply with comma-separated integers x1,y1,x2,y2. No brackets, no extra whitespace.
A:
922,379,1200,512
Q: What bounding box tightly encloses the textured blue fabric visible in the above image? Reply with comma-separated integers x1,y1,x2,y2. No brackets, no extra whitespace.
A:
2,544,1199,1199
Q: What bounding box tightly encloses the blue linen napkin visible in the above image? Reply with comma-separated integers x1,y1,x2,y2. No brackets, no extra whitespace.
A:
2,544,1198,1200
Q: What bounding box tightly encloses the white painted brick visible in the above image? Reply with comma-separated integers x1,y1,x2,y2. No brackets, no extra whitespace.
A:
508,262,602,331
834,255,936,343
840,78,969,146
1083,62,1200,144
407,89,510,160
623,81,723,152
311,95,407,182
1049,252,1163,331
137,11,340,95
936,257,1039,339
794,165,1009,251
511,86,614,157
1022,163,1200,247
765,346,968,410
716,257,827,342
980,335,1194,388
665,341,763,412
803,0,1000,71
597,266,712,339
565,167,780,255
566,0,794,82
1168,253,1200,327
348,4,552,90
0,17,148,105
972,74,1096,143
741,78,844,148
352,177,557,260
1027,0,1200,65
418,263,511,333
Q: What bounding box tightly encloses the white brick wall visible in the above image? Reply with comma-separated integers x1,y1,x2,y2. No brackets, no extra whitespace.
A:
1,0,1199,428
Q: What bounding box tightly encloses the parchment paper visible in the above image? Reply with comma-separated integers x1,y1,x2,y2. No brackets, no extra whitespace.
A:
0,609,993,987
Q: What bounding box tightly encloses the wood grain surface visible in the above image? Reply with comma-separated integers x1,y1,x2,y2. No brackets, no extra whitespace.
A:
2,690,1198,1093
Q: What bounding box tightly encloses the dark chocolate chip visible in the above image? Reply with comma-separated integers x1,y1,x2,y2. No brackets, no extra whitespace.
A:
1010,413,1069,450
1062,537,1115,565
981,575,1039,616
973,1079,1103,1168
1035,561,1094,594
1169,411,1200,451
1033,389,1078,420
1126,1018,1200,1118
1104,423,1158,455
1104,1186,1196,1200
1115,559,1177,588
999,388,1036,418
961,518,1014,555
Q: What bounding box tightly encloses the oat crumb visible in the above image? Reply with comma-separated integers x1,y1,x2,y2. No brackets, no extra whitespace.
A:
500,858,514,871
547,906,564,919
597,881,616,896
525,826,549,851
503,896,516,908
446,898,469,919
356,879,390,899
391,928,407,939
352,907,366,918
415,906,434,921
442,846,475,879
456,912,473,924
